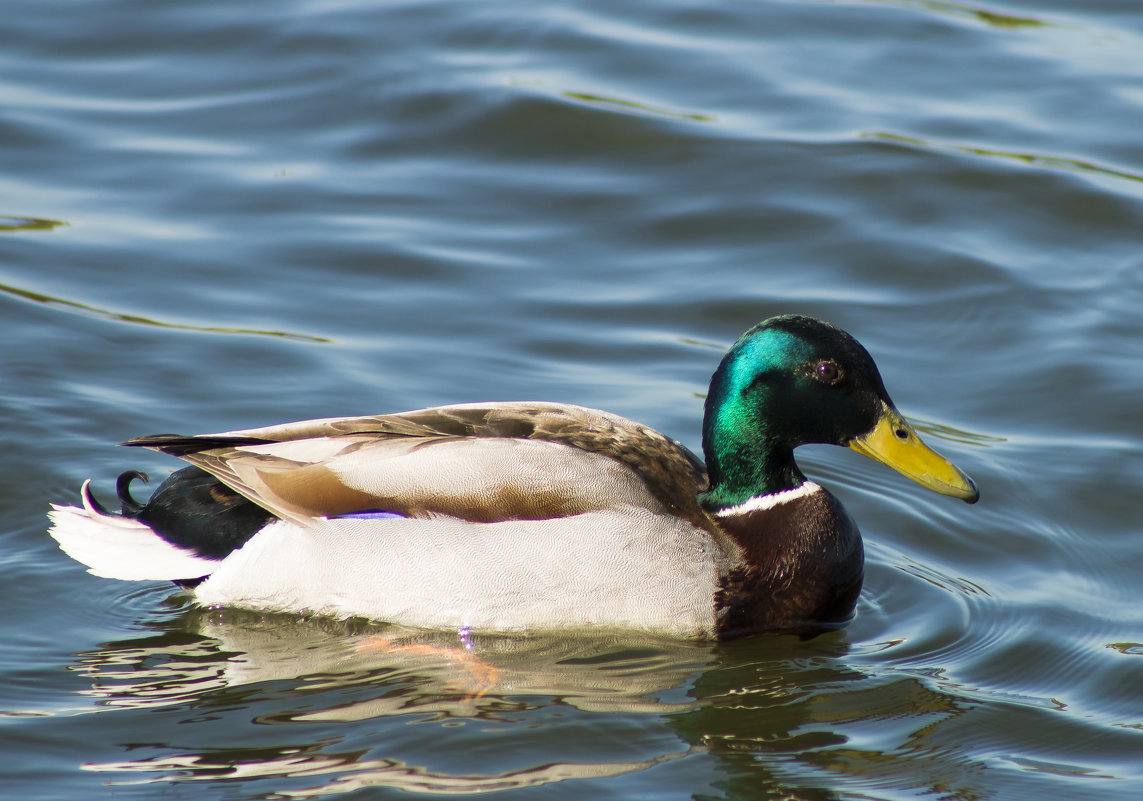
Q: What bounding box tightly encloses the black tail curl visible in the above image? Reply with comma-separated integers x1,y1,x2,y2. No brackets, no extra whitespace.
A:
88,466,273,561
81,470,151,517
116,470,150,515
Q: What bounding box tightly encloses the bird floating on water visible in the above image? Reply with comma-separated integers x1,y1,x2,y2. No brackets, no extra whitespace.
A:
48,315,978,638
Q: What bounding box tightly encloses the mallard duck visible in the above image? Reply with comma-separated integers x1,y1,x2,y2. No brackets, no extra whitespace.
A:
48,315,978,637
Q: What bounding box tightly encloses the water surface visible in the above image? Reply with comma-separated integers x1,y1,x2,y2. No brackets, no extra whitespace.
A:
3,1,1142,799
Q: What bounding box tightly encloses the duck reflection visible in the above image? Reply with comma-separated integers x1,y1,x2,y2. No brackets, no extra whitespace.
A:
71,608,718,795
72,607,714,717
70,608,960,799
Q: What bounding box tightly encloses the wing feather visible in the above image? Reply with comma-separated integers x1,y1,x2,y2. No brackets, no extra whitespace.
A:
123,402,710,526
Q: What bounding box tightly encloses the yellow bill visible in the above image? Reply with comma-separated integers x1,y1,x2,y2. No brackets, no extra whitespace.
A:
849,403,979,503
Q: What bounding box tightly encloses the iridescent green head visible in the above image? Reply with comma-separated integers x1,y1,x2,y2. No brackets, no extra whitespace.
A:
699,315,978,510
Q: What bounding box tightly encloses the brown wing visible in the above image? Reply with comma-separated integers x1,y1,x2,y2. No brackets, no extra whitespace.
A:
124,402,710,526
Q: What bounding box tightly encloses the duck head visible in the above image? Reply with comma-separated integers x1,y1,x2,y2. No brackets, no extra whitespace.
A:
699,315,979,510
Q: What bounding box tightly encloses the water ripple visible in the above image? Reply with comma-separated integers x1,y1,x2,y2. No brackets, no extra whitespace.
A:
863,130,1143,188
0,280,330,342
814,0,1049,29
0,214,68,232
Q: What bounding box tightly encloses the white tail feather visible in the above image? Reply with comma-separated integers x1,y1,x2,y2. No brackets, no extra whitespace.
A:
47,481,220,580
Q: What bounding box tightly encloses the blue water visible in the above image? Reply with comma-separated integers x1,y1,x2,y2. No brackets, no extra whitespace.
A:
4,1,1143,798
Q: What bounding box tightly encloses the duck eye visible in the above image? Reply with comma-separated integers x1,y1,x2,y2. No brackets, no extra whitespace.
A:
813,360,843,384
